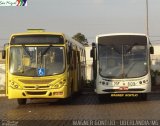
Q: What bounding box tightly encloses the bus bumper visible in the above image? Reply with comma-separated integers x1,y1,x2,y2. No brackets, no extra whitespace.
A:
8,85,70,99
95,85,151,94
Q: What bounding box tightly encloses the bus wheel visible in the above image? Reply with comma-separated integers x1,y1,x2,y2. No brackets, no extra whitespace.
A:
17,98,27,105
98,94,111,102
98,94,106,102
141,93,147,101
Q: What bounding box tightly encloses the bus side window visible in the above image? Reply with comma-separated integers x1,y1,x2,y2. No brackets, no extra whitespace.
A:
67,44,73,65
73,51,77,69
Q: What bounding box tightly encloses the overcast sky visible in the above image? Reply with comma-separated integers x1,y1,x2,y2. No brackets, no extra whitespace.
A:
0,0,160,45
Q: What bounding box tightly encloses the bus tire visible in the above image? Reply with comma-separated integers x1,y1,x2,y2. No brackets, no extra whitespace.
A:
98,94,106,102
141,93,147,101
17,98,27,105
61,93,74,104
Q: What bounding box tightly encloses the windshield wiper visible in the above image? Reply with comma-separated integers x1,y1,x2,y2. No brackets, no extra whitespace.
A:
41,44,52,56
22,44,31,57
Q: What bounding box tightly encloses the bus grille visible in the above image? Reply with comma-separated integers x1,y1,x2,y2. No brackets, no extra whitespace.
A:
24,86,50,90
18,79,54,84
26,91,47,95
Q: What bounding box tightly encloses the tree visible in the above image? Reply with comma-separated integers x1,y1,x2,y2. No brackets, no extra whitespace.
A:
72,33,88,45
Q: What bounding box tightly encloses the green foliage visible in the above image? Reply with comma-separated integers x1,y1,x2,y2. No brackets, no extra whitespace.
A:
72,33,88,45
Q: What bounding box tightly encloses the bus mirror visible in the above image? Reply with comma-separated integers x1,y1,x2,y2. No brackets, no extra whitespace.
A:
150,46,154,54
91,42,96,58
90,49,94,58
2,50,6,59
92,42,96,47
23,56,30,66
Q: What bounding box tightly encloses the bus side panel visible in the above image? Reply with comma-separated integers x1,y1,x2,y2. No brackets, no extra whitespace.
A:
5,48,9,96
72,50,78,93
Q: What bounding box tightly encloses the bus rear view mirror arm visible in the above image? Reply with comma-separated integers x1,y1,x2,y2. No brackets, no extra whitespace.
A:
150,46,154,54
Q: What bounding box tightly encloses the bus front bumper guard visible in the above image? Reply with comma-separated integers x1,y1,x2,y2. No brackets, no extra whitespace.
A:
8,86,69,99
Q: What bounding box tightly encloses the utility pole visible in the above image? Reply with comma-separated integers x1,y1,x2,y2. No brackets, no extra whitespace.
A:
146,0,149,36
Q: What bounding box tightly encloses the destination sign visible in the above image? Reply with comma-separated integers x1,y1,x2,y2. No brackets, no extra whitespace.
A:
10,35,64,45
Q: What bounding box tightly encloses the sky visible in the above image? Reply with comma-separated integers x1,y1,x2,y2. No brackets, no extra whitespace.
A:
0,0,160,45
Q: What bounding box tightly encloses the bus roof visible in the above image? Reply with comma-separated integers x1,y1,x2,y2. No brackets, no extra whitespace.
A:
96,33,147,38
10,32,65,37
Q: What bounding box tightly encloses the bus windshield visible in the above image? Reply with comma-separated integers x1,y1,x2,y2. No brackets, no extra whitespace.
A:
98,35,148,78
9,46,65,76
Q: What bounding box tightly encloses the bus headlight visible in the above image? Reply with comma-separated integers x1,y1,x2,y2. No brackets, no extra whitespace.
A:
143,80,149,84
102,81,105,85
51,79,66,89
100,81,109,86
139,80,148,85
10,81,21,89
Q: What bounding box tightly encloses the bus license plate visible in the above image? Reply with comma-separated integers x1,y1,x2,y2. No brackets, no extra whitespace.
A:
119,87,128,91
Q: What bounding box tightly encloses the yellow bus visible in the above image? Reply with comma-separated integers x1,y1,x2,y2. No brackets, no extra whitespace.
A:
2,29,86,105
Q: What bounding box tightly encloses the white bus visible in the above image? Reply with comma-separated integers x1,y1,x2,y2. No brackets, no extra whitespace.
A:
91,33,154,101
